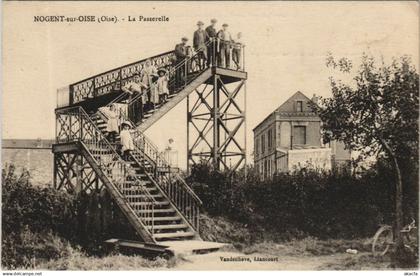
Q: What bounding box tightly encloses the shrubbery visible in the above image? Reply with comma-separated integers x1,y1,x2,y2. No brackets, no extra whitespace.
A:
187,158,418,241
2,164,78,269
2,158,417,268
1,164,140,269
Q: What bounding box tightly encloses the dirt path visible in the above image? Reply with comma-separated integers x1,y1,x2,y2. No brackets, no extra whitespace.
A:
173,251,347,270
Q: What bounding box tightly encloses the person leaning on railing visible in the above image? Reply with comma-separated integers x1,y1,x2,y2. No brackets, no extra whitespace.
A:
122,74,147,125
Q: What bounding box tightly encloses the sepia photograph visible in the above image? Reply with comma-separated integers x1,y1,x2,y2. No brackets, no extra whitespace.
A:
1,0,419,272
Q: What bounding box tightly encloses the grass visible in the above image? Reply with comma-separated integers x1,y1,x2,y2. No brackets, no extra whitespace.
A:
240,237,371,257
319,253,393,270
27,248,178,270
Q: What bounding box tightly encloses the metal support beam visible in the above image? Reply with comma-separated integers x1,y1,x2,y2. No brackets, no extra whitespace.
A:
213,75,220,170
187,70,246,173
53,144,105,194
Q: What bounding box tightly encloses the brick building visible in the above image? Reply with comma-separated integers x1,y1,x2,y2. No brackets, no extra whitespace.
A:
253,91,351,179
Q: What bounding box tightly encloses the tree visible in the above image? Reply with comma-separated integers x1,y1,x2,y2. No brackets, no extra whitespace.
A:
314,54,419,264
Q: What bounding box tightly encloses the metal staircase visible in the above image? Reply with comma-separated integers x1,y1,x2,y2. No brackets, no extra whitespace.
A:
53,38,246,248
54,106,199,242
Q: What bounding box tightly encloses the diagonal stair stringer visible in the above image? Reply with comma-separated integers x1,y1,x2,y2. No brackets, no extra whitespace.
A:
76,141,156,243
138,67,213,132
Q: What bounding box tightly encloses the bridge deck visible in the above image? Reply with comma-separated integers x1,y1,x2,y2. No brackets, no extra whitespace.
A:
208,67,247,84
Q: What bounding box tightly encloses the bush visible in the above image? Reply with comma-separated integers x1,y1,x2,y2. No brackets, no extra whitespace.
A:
1,163,143,268
1,164,78,269
2,227,75,269
2,164,77,239
187,160,418,240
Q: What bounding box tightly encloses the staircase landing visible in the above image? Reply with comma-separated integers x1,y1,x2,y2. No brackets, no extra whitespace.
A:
105,239,228,256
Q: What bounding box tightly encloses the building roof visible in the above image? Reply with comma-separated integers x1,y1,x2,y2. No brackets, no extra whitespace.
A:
253,91,318,132
2,139,54,149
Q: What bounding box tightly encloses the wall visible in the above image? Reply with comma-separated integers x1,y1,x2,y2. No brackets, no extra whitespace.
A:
288,148,332,172
2,149,53,186
277,119,321,149
253,113,276,162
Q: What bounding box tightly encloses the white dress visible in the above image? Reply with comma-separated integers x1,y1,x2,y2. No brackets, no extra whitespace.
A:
150,83,160,104
105,109,119,133
120,129,135,151
157,76,169,95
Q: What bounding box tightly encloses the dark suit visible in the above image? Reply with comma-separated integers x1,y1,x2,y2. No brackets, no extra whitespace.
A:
193,29,207,69
174,43,187,88
205,25,217,66
175,43,187,62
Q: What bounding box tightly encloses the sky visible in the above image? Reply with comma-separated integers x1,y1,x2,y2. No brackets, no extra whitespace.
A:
2,1,419,168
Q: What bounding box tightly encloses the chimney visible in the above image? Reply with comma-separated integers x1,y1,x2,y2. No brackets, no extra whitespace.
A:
311,94,319,106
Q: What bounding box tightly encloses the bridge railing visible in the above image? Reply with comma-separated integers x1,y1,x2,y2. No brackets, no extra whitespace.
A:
131,128,202,230
67,38,245,107
55,106,156,237
69,51,175,105
96,107,202,231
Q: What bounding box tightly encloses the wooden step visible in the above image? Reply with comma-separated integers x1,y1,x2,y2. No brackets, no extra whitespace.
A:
125,194,164,199
137,208,175,214
144,216,181,222
153,231,195,239
124,180,151,185
123,187,158,193
131,201,169,206
147,224,188,230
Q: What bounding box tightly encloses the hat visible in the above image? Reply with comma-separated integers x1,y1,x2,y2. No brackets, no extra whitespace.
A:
197,21,204,26
157,68,167,75
151,74,159,82
121,121,133,129
211,18,217,23
182,37,188,41
222,23,228,27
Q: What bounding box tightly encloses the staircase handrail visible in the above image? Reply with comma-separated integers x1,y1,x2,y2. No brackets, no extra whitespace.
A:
97,39,213,166
55,106,156,236
96,107,202,207
95,109,202,229
69,50,175,104
131,128,203,206
116,39,213,111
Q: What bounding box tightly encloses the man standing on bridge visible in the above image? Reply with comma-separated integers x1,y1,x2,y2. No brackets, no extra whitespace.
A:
193,21,207,70
218,23,233,68
174,37,188,89
205,19,218,67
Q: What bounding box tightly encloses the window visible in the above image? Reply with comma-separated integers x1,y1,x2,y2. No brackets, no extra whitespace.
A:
268,129,273,150
296,101,303,112
293,126,306,145
261,134,265,153
255,138,260,156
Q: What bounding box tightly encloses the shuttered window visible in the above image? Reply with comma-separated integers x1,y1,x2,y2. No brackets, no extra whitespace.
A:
296,101,303,112
293,126,306,145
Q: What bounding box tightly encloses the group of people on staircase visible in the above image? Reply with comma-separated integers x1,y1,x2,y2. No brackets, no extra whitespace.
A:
102,104,135,161
124,61,169,109
104,103,179,165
